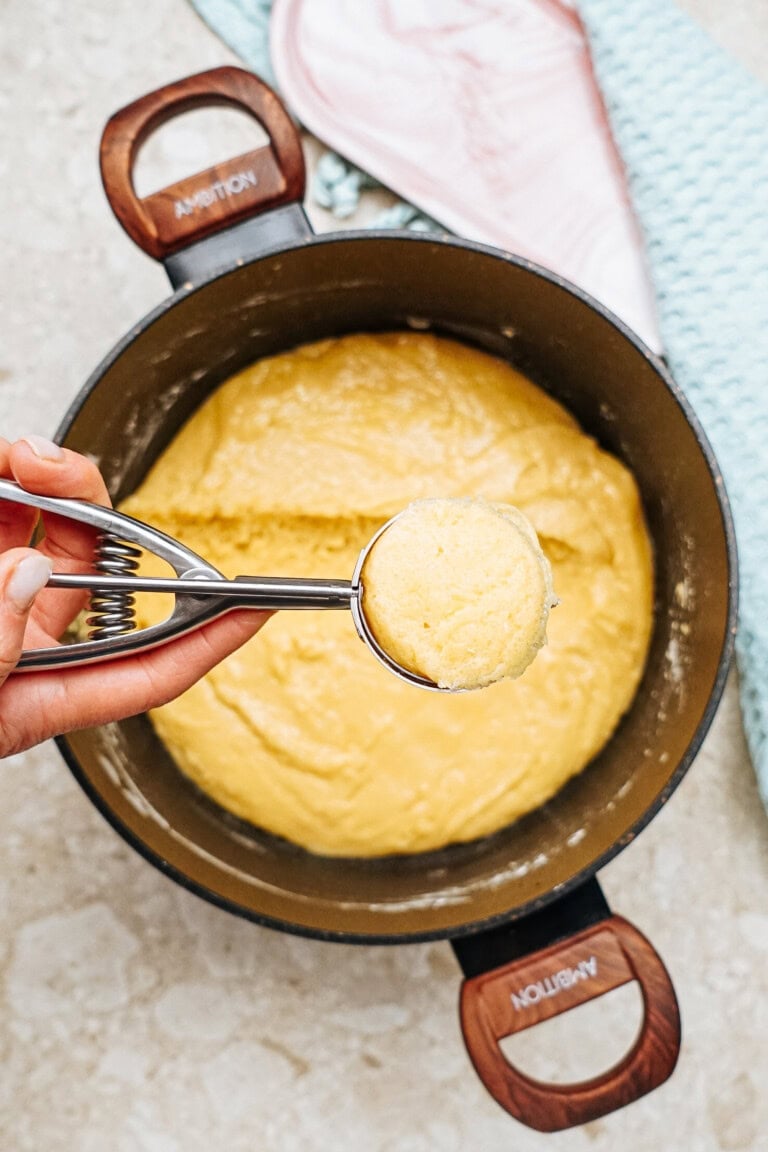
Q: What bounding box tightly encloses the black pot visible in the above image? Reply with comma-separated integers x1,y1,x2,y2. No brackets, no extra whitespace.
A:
55,68,736,1132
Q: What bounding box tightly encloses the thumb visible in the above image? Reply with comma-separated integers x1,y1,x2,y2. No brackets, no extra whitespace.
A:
0,549,53,686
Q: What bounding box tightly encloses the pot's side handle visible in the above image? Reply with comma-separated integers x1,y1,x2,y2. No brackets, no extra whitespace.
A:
458,913,680,1132
99,66,306,262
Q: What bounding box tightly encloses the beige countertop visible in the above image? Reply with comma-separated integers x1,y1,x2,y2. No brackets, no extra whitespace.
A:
2,2,768,1149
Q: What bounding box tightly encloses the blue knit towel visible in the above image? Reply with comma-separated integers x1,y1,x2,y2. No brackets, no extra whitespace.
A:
189,0,768,806
576,0,768,805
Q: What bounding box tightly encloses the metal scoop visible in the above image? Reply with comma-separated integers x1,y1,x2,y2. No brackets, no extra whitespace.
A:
0,478,441,690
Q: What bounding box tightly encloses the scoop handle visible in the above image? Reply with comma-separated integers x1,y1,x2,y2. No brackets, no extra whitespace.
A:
459,914,680,1132
99,66,306,259
47,571,354,609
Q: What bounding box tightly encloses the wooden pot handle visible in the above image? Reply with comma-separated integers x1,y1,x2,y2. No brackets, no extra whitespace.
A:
99,66,306,260
459,915,680,1132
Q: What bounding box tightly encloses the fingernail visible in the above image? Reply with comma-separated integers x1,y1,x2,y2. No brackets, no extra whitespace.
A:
22,435,64,462
7,554,53,612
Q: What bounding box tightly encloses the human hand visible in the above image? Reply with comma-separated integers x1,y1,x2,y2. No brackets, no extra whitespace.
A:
0,436,268,757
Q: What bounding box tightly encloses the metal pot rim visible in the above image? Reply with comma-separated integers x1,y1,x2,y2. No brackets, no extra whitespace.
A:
55,229,739,944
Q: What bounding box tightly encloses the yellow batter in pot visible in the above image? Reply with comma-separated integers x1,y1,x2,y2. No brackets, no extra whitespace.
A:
122,332,653,857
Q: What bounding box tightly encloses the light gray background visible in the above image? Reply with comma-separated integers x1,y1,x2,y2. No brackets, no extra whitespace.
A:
2,2,767,1149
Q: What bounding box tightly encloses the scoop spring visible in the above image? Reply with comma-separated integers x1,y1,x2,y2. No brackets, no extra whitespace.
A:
86,533,141,639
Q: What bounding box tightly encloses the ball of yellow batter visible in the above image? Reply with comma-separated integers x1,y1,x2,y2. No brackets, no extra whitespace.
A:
361,498,555,690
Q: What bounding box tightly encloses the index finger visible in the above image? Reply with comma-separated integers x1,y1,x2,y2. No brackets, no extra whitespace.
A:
8,437,112,639
0,437,38,549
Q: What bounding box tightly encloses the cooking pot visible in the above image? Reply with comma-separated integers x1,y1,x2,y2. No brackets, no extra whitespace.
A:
54,67,736,1132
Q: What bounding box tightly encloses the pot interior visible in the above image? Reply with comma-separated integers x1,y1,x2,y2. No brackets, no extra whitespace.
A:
57,235,734,941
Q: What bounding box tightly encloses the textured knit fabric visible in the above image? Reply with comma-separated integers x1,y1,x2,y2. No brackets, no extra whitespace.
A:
191,0,278,88
577,0,768,802
189,0,768,805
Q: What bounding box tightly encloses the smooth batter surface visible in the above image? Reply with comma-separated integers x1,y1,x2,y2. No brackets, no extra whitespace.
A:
361,497,555,690
122,333,653,857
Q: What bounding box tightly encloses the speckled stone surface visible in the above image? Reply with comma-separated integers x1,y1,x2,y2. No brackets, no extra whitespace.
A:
2,2,768,1149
